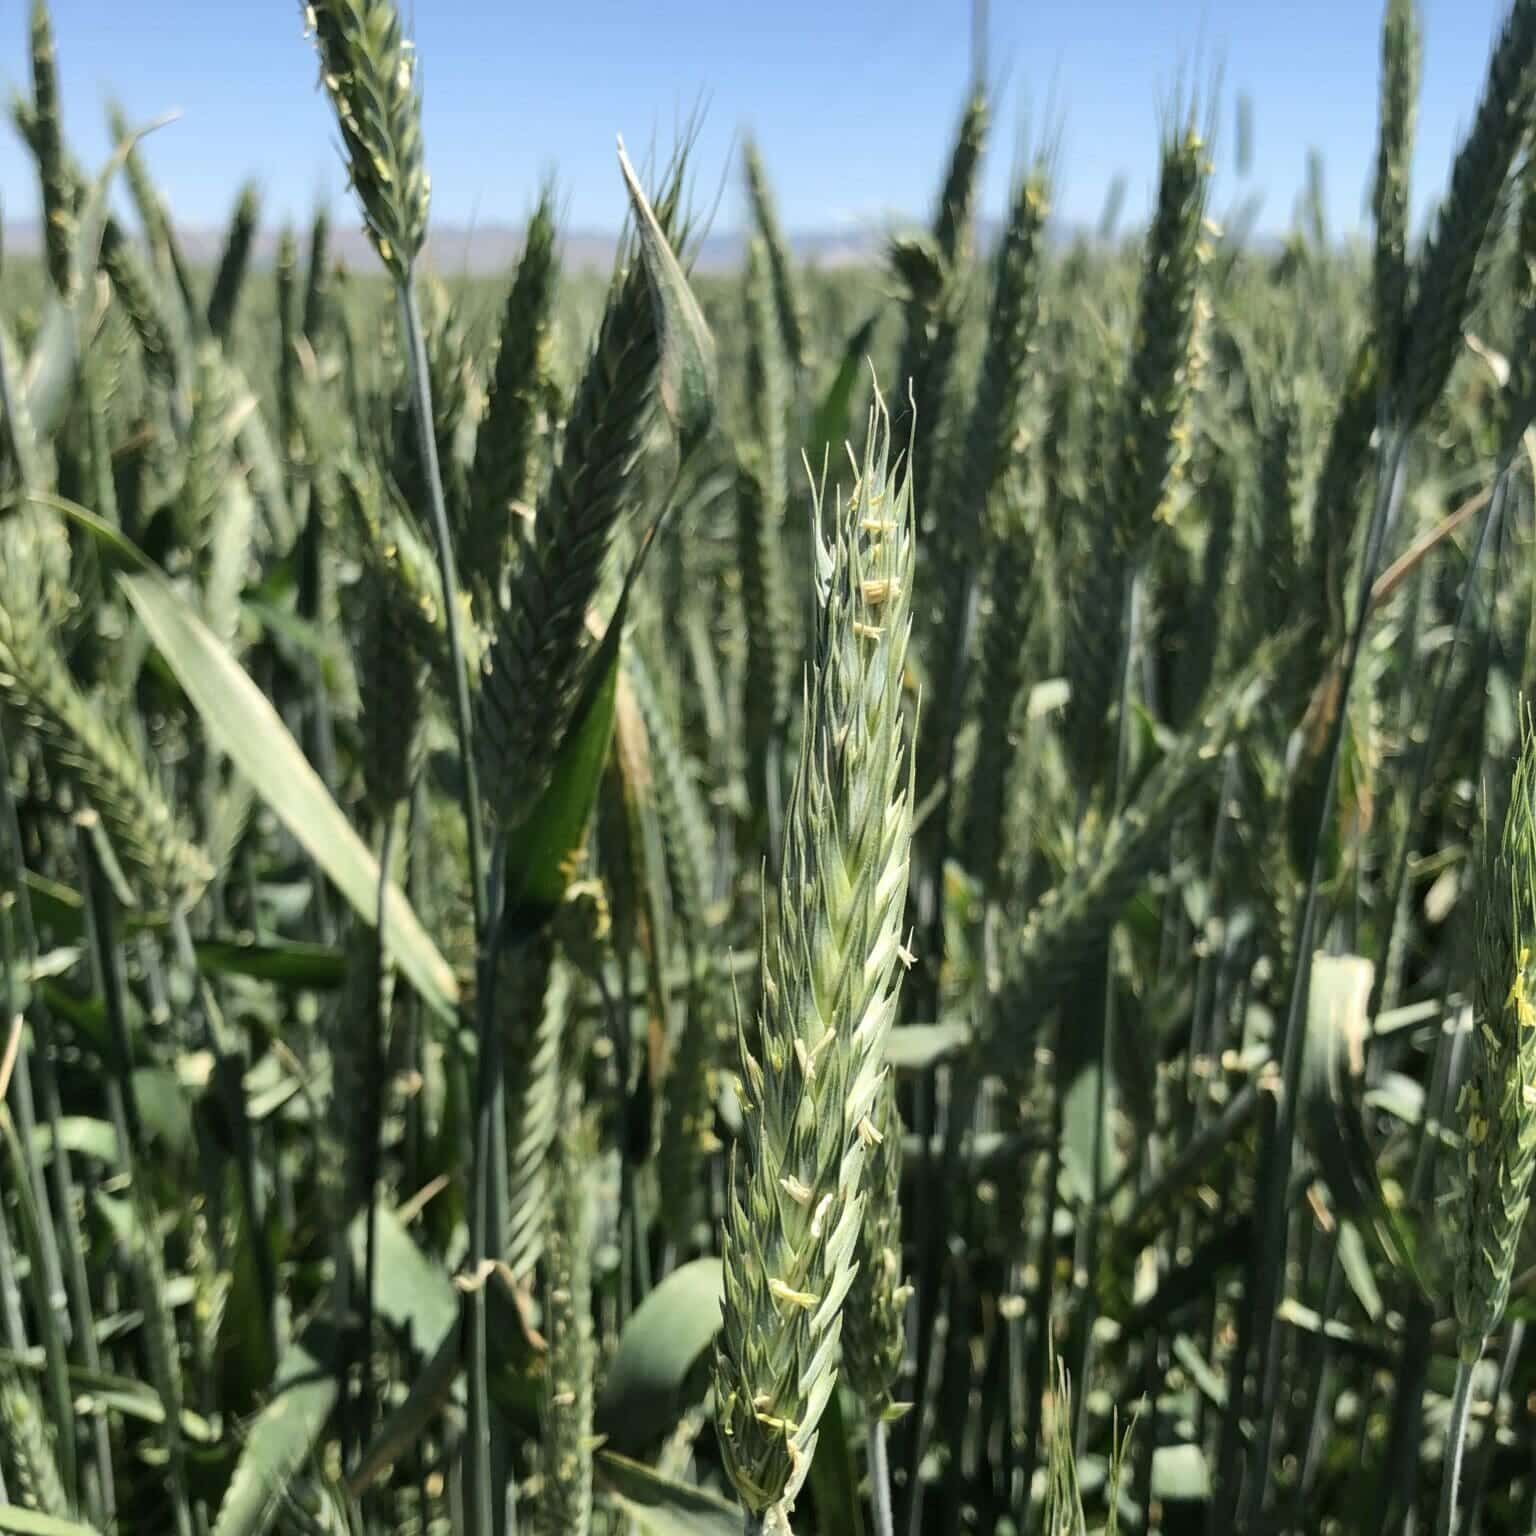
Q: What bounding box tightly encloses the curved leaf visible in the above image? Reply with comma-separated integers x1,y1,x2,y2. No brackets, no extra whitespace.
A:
209,1343,335,1536
596,1258,722,1452
119,569,459,1022
598,1452,739,1536
808,311,880,470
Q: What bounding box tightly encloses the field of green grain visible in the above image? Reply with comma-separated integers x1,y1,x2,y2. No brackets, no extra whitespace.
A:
8,1,1536,1533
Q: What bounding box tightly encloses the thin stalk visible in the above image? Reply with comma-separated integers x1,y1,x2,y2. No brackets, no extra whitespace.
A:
1374,459,1513,1013
1072,559,1143,1444
1371,985,1464,1536
466,836,511,1536
397,277,487,934
169,908,278,1366
360,813,399,1454
77,824,194,1536
398,270,501,1536
1020,1022,1066,1528
1237,427,1410,1524
1438,1354,1479,1536
1463,1322,1523,1533
869,1418,895,1536
0,717,68,1339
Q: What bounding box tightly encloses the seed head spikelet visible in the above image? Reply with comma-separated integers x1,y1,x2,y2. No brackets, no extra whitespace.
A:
357,564,428,819
1398,0,1536,425
713,392,916,1522
744,139,813,374
963,468,1037,900
100,219,178,393
303,0,429,284
0,558,210,907
302,205,332,340
1372,0,1420,397
206,181,262,342
738,236,795,808
934,89,989,270
921,162,1048,812
842,1074,911,1421
1453,707,1536,1361
0,1367,68,1520
477,168,682,828
1502,146,1536,445
1109,114,1211,550
26,1,76,297
504,935,570,1282
465,184,559,607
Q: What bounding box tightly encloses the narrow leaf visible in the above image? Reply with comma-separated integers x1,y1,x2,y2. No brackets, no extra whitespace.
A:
119,570,459,1021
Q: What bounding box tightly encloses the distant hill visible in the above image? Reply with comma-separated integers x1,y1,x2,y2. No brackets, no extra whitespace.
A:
4,217,903,277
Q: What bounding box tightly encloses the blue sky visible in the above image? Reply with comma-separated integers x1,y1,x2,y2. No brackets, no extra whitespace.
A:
0,1,1517,243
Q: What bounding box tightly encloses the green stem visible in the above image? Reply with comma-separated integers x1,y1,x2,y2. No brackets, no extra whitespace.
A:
1236,425,1409,1524
359,812,399,1457
1374,456,1513,1015
869,1417,896,1536
1438,1353,1479,1536
398,269,503,1535
77,824,194,1536
397,275,487,936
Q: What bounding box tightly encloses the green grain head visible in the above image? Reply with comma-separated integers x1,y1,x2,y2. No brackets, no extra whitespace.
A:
26,0,77,297
303,0,430,282
714,393,916,1524
841,1074,911,1421
1111,113,1212,549
1454,707,1536,1361
465,182,560,606
1371,0,1420,395
206,181,262,342
1398,0,1536,425
744,138,812,374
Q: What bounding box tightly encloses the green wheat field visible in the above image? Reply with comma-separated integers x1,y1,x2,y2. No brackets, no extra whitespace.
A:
8,1,1536,1532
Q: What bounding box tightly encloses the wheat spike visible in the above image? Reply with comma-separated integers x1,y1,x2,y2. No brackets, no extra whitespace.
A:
714,392,916,1524
465,183,560,607
1454,706,1536,1360
1371,0,1420,396
477,178,678,828
206,181,262,342
1399,0,1536,424
841,1074,910,1421
743,140,813,374
303,0,430,283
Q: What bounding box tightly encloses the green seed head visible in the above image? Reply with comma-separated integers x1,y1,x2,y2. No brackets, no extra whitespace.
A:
304,0,430,283
1455,705,1536,1359
714,391,916,1521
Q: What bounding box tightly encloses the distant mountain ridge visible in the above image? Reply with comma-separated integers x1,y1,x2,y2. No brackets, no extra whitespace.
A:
4,218,909,276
